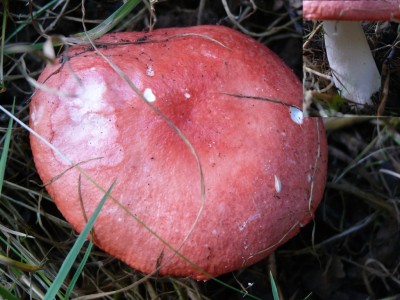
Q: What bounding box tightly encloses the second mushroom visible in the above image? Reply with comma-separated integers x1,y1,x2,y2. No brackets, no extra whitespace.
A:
303,0,400,110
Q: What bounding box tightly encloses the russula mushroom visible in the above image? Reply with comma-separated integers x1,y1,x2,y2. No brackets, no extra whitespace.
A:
303,0,400,108
30,25,327,280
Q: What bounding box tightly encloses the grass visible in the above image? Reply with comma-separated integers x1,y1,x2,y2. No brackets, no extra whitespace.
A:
2,1,400,299
0,100,13,196
44,182,115,300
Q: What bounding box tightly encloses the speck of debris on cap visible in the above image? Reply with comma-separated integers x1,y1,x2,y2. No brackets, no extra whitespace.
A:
274,175,281,193
143,88,156,102
289,106,303,125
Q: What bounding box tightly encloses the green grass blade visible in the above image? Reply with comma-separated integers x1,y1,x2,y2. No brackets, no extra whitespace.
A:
0,99,14,197
5,0,59,43
72,0,141,41
269,271,280,300
4,0,141,56
0,284,19,300
43,181,116,300
64,240,94,299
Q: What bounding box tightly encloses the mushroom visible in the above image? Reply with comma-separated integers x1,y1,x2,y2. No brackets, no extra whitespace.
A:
30,25,328,280
303,0,400,108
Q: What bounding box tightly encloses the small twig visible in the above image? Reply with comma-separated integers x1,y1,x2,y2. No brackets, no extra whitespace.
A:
377,60,390,116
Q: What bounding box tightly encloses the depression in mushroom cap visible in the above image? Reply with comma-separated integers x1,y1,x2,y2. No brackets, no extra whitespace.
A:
30,25,328,280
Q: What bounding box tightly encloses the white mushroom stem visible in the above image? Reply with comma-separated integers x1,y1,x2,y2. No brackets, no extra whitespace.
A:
323,21,381,107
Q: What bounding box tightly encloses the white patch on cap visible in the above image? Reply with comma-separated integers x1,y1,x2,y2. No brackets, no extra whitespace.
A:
289,106,303,125
52,71,124,168
146,65,154,77
31,104,45,127
68,78,108,123
274,175,281,193
184,92,191,99
143,88,156,102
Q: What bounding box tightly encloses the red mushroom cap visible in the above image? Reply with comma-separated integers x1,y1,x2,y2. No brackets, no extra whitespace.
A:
30,25,327,280
304,0,400,21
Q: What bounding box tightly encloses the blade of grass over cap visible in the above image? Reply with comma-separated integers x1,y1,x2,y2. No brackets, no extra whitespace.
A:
44,182,116,300
71,0,141,42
